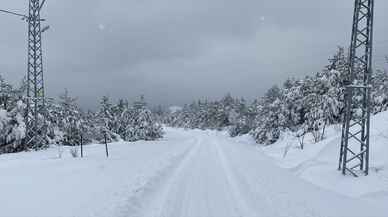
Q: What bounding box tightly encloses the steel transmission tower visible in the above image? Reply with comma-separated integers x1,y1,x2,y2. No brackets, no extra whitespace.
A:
0,1,48,149
339,0,375,176
25,0,48,149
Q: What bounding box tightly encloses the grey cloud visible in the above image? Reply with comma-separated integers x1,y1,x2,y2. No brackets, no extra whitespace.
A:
0,0,387,109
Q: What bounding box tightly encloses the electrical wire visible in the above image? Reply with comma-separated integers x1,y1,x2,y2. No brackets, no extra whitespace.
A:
0,9,27,19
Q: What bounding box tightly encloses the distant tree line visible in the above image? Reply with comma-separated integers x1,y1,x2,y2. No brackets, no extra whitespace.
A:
0,78,163,154
163,94,255,137
0,47,387,154
163,47,388,145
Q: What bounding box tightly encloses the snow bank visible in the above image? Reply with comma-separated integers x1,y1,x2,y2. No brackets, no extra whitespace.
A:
251,111,388,200
0,128,193,217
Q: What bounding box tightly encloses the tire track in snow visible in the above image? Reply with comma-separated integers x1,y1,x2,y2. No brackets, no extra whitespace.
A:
117,135,202,217
217,135,320,217
119,130,384,217
150,132,258,217
145,136,203,217
212,137,257,217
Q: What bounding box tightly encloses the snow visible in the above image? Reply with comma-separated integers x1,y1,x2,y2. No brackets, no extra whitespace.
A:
256,110,388,201
168,106,182,113
130,130,385,217
0,128,192,217
0,125,387,217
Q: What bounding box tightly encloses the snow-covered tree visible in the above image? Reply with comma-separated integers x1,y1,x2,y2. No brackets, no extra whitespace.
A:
0,100,26,153
251,87,287,145
94,96,120,143
127,96,163,141
0,75,14,110
58,89,82,146
6,101,26,151
371,69,388,113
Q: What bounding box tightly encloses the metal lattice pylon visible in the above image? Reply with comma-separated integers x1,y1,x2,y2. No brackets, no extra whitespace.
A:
25,0,47,149
339,0,374,177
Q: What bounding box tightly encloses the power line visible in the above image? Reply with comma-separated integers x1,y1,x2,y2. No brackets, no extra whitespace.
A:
0,9,28,19
39,0,46,12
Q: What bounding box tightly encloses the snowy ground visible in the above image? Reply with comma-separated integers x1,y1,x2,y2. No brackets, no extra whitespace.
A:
255,111,388,206
0,129,194,217
0,125,387,217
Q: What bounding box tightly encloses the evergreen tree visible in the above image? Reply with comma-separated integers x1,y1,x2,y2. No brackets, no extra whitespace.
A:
0,75,14,110
95,96,119,143
371,69,388,113
128,96,163,141
6,100,27,151
58,89,82,146
0,101,26,153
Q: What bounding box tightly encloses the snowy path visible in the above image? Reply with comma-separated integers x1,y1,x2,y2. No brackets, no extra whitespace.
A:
0,128,386,217
127,130,385,217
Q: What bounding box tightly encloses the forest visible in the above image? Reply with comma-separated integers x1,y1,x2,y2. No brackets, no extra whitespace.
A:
0,47,387,154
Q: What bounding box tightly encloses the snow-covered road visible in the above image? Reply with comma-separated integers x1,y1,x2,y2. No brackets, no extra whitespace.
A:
0,128,386,217
124,129,385,217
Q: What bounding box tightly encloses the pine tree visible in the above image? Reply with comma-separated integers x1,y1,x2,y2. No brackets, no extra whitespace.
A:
371,69,388,113
251,87,287,145
58,89,82,146
229,98,252,137
0,75,14,110
95,96,119,143
113,99,130,139
128,96,163,141
6,100,27,151
0,100,27,153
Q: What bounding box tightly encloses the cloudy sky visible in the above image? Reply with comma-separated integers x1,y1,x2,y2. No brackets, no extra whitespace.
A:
0,0,387,109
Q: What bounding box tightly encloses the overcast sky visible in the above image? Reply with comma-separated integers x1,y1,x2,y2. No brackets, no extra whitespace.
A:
0,0,387,109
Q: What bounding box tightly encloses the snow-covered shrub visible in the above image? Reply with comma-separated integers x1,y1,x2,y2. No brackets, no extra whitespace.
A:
0,100,28,154
6,101,26,149
229,116,251,137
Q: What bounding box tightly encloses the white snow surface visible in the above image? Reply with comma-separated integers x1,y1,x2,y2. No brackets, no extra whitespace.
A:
0,125,387,217
168,106,182,113
257,110,388,204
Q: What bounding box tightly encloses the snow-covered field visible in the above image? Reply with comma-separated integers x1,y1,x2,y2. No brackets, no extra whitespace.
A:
1,117,388,217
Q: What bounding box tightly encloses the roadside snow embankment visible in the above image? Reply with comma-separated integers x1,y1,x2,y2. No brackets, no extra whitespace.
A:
0,128,193,217
242,111,388,201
